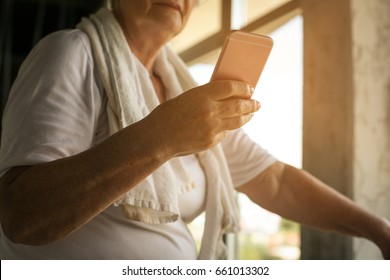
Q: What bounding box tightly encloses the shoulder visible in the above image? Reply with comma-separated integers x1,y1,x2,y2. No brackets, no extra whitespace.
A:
11,29,104,106
15,29,101,91
30,29,93,64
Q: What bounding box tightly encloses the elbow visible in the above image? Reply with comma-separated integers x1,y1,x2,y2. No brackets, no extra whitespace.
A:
1,223,26,245
0,208,50,246
0,213,25,244
0,167,41,245
0,196,27,244
0,212,34,245
1,220,53,246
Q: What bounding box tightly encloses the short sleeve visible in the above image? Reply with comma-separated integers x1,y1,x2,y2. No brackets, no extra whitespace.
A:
0,30,104,175
221,128,277,187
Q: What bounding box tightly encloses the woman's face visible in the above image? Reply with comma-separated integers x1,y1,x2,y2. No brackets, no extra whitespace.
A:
115,0,195,37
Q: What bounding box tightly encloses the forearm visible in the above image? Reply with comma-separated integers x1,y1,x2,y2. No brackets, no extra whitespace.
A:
238,162,390,256
275,165,387,241
0,118,170,245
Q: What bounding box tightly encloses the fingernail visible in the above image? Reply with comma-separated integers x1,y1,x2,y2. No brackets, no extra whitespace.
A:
250,86,255,94
255,100,261,111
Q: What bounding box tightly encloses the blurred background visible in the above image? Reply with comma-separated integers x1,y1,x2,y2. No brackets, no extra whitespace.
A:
1,0,389,259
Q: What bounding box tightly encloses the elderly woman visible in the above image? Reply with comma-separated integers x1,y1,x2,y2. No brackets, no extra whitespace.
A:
0,0,389,260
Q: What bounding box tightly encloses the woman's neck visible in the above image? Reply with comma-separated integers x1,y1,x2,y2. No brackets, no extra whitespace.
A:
113,11,172,73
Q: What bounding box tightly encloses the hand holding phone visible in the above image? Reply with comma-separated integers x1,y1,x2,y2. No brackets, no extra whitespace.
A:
211,30,273,89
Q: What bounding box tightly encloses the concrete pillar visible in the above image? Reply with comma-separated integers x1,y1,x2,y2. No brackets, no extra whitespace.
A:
300,0,354,259
351,0,390,259
300,0,390,259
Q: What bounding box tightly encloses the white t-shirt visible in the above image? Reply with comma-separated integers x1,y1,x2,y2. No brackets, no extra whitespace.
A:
0,30,277,259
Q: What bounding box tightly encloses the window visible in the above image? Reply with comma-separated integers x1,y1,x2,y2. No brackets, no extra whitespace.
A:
171,0,302,260
238,16,302,259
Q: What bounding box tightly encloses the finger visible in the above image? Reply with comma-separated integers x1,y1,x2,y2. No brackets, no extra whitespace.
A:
217,98,260,118
208,80,254,101
219,113,254,131
215,130,229,143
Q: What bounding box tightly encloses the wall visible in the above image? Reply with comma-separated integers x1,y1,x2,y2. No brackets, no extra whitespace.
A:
301,0,390,259
351,0,390,259
300,0,354,259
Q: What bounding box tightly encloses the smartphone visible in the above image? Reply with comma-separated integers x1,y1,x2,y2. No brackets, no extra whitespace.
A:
210,30,273,89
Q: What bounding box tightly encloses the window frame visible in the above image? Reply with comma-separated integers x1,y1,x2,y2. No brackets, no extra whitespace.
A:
178,0,301,65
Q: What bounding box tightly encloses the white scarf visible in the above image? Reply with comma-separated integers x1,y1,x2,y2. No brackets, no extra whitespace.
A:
77,8,239,259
